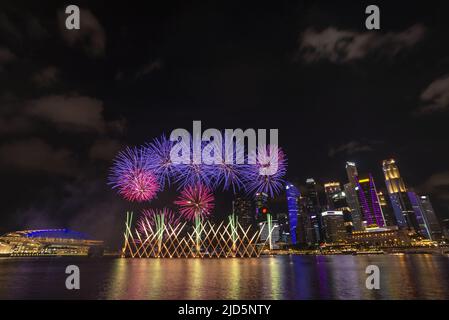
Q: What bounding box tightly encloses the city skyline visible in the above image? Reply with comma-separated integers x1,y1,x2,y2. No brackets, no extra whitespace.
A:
1,1,449,249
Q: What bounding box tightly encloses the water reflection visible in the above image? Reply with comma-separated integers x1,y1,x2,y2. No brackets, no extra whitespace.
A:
1,255,449,299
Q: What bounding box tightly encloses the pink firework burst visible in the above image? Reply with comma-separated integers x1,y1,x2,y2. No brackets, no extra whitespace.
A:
119,168,160,202
174,184,215,221
109,147,160,202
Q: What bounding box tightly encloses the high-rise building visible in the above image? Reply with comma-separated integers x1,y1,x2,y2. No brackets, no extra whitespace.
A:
356,174,386,228
297,195,314,246
285,182,300,245
382,159,416,230
254,192,268,222
344,162,363,231
306,178,323,244
377,191,395,226
321,211,347,243
233,197,253,229
324,182,341,210
329,190,353,234
407,191,431,239
419,195,443,241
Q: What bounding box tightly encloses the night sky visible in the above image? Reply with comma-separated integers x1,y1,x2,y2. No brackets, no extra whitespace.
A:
1,1,449,248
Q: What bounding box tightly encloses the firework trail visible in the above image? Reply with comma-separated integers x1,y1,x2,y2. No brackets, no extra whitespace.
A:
174,184,215,221
108,147,160,202
244,145,287,198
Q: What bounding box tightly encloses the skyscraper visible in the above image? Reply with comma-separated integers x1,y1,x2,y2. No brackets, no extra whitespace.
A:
419,195,443,241
356,174,386,227
324,182,341,210
233,197,253,229
407,191,431,239
321,211,347,243
344,162,363,231
285,182,300,245
377,191,395,226
306,178,323,244
382,159,417,231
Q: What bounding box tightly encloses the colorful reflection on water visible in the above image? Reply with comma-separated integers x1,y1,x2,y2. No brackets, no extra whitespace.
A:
0,255,448,299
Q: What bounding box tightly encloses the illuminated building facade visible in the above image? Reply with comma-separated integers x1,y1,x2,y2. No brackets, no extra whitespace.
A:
233,197,253,229
324,182,341,210
306,178,323,244
419,195,443,241
377,191,395,226
382,159,415,229
408,191,431,239
344,162,363,231
0,229,104,257
285,182,300,244
321,211,346,243
347,226,413,247
356,174,386,227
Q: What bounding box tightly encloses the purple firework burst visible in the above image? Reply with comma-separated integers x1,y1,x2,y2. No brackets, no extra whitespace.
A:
244,145,287,198
144,135,176,189
108,146,160,202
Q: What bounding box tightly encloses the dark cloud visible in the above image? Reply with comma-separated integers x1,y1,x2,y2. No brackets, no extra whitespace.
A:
416,74,449,114
328,140,377,157
89,138,123,161
31,66,59,87
0,138,77,176
24,95,108,133
135,59,163,79
58,8,106,57
0,46,16,66
420,171,449,202
297,24,426,64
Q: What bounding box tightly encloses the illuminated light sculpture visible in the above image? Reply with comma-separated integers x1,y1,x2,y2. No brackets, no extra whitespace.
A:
109,147,160,202
137,208,180,255
244,145,287,198
122,212,274,258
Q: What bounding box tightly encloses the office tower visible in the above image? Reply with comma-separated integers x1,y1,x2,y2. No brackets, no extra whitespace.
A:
419,195,443,241
277,213,290,243
233,197,253,229
329,190,353,233
254,192,268,222
321,211,347,243
407,192,431,239
306,178,323,243
344,162,363,231
324,182,341,210
382,159,416,230
285,182,300,245
377,191,395,226
297,195,313,246
356,174,386,227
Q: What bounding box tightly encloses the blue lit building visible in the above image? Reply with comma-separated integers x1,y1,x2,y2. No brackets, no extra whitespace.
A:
285,182,300,245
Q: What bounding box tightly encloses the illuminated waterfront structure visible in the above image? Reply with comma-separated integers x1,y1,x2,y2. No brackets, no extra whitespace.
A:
347,226,413,247
382,159,415,229
285,182,300,245
418,195,443,241
408,191,431,239
321,211,346,243
0,229,103,257
344,162,363,231
356,174,386,227
123,212,273,258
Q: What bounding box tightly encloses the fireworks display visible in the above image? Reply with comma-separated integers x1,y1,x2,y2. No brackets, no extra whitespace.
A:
137,208,180,234
108,147,160,202
174,184,215,221
244,145,287,198
144,135,176,189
